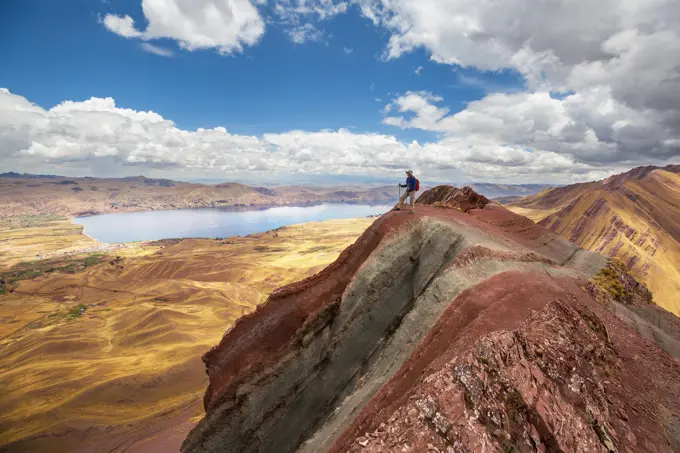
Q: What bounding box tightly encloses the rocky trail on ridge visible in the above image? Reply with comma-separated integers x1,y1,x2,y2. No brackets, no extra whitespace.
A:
181,185,680,453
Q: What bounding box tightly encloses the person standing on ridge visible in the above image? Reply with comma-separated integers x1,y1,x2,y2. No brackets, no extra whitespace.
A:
397,169,418,214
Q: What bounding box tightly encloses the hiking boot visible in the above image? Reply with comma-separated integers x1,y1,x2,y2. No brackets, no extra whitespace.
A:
409,211,415,215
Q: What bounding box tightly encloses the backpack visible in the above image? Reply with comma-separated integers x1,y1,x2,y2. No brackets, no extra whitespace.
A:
415,178,420,191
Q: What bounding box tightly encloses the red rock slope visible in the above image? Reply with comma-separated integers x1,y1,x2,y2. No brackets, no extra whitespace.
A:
182,186,680,453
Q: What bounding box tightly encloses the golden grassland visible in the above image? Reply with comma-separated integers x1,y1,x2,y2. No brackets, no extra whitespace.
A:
0,215,98,268
0,217,374,453
509,169,680,315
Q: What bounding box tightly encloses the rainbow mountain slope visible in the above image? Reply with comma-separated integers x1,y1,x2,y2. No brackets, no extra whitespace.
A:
181,186,680,453
511,165,680,314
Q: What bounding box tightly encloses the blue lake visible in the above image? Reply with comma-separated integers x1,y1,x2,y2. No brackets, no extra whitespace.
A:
73,203,394,243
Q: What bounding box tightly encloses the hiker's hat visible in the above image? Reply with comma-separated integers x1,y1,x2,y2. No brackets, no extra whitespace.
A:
406,169,413,174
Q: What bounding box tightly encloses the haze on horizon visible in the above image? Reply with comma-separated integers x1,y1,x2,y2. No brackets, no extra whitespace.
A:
1,0,679,185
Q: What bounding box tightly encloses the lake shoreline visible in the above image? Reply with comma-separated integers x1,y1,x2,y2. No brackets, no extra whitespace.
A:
72,203,393,244
71,199,396,219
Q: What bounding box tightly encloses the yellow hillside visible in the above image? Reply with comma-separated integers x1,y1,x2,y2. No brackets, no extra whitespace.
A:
0,215,97,267
0,217,374,453
510,168,680,314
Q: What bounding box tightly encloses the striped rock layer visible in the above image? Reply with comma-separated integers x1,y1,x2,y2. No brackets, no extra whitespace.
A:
182,186,680,453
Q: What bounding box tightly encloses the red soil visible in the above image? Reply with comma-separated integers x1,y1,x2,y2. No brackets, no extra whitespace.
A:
342,291,680,452
191,185,680,453
201,207,417,411
200,197,573,414
329,270,596,452
448,245,556,269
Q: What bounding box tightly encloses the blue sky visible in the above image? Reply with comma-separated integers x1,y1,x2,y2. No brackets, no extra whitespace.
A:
1,0,678,184
1,1,520,142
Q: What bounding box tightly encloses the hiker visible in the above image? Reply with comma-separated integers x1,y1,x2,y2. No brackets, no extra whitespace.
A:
397,169,418,214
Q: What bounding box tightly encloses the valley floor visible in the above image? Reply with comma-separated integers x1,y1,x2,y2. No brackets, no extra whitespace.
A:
0,215,374,453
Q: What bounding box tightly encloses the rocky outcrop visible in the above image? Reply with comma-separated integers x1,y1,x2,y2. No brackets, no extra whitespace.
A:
416,185,490,212
588,259,680,360
182,186,680,453
335,296,680,453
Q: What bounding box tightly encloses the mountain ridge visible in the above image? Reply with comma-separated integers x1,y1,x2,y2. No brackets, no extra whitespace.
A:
181,185,680,453
511,164,680,314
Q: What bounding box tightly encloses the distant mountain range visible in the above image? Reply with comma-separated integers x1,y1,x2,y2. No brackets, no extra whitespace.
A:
0,173,555,218
0,176,392,218
0,171,64,179
466,183,554,198
510,164,680,314
1,172,554,194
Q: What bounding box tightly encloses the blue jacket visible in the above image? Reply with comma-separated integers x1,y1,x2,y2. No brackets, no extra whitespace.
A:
404,175,416,192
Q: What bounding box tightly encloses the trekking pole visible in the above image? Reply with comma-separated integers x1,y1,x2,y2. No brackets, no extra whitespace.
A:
398,183,401,204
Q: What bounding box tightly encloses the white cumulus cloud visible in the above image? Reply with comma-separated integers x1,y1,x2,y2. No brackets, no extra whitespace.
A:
356,0,680,113
102,0,265,54
102,14,143,38
0,88,659,184
357,0,680,175
383,89,680,166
